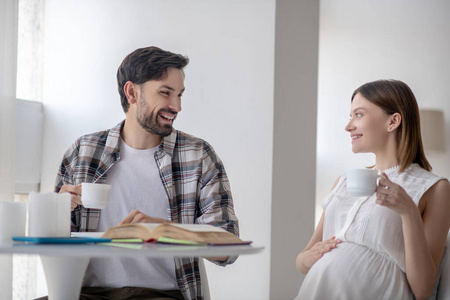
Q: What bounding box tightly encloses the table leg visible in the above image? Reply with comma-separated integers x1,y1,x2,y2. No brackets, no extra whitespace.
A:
0,255,13,300
40,256,90,300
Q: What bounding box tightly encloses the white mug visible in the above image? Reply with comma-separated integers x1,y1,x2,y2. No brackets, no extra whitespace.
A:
81,183,112,209
346,169,382,196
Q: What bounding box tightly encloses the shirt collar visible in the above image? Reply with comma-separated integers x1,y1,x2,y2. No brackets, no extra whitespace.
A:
104,121,123,156
159,128,177,158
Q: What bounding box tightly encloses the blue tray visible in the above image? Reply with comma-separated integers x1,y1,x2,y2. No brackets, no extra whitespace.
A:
12,236,111,244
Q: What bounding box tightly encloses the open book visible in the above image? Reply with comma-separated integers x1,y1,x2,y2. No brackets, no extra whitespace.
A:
102,223,251,245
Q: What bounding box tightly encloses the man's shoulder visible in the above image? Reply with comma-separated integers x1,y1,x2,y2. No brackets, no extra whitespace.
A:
173,130,212,152
63,130,110,162
77,129,110,147
65,123,121,160
171,130,225,166
74,123,121,148
175,130,206,143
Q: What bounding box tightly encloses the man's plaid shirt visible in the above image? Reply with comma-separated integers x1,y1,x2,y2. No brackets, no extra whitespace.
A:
55,121,239,300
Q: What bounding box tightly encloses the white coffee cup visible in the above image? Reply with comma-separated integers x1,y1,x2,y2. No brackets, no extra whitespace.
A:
81,183,112,209
346,169,382,196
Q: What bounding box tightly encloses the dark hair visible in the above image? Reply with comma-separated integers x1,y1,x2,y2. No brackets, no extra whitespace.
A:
352,79,431,172
117,46,189,112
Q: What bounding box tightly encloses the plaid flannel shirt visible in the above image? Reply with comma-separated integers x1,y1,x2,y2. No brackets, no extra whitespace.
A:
55,121,239,300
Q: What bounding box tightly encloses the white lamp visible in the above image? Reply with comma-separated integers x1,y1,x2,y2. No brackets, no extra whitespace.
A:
419,109,446,152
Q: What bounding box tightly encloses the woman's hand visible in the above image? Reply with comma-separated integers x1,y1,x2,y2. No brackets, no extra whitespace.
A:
296,237,341,273
376,173,417,216
59,184,82,211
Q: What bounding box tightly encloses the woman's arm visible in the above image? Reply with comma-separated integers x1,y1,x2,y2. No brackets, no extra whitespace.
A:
377,177,450,300
404,180,450,299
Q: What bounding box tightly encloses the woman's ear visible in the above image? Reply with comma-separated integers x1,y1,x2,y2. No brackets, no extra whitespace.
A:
387,112,401,132
124,81,138,105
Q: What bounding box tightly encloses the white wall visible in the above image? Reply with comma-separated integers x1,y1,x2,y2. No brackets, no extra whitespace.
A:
39,0,275,299
316,0,450,221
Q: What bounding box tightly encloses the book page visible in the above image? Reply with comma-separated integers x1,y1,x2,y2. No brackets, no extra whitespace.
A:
135,223,162,232
168,223,227,232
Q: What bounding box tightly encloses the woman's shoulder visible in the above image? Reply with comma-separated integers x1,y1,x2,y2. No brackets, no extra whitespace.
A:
401,163,446,182
321,176,346,210
398,164,447,204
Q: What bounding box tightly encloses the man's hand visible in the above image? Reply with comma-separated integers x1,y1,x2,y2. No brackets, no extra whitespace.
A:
119,211,229,262
59,184,82,211
118,209,170,225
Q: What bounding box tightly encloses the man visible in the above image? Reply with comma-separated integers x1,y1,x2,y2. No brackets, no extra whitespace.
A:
55,47,239,299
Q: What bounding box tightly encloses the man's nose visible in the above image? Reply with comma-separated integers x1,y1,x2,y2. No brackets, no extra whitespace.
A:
168,97,182,113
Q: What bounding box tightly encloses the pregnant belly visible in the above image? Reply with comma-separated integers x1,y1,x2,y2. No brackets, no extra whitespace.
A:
297,242,412,300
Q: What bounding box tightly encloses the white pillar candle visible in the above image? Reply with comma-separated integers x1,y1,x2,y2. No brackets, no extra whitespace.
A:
28,192,71,237
0,201,27,242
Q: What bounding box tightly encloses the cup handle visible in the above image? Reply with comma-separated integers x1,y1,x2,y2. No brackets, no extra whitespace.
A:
376,172,387,186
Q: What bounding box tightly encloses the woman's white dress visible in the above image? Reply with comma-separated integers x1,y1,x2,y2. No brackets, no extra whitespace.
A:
296,164,445,300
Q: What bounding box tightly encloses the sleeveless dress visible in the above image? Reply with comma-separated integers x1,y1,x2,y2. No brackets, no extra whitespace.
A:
295,164,445,300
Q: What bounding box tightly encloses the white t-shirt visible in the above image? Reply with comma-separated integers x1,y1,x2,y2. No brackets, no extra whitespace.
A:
83,138,178,290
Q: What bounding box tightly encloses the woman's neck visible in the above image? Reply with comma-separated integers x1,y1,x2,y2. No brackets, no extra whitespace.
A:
374,135,399,171
374,156,399,172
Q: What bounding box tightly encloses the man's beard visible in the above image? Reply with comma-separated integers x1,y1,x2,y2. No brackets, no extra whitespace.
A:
136,98,176,137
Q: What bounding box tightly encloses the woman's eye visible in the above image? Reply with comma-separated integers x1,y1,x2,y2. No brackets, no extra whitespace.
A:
349,113,362,120
161,91,170,96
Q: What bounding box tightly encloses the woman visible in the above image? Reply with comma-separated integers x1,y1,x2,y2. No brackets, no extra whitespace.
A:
295,80,449,300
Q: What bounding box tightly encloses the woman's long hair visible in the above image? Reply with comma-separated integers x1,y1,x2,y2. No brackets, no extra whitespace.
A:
352,79,431,172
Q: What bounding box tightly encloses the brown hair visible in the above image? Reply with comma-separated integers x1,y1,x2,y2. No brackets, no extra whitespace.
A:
352,79,431,172
117,46,189,112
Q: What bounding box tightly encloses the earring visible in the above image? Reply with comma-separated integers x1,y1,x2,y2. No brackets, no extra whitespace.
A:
388,127,392,132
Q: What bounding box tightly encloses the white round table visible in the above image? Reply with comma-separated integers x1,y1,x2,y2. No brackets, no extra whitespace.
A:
0,241,264,300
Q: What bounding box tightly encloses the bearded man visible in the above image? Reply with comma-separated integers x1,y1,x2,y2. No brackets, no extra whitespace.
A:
53,47,239,300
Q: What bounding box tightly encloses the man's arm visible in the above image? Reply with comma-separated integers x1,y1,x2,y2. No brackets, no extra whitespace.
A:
197,142,239,265
54,142,85,232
